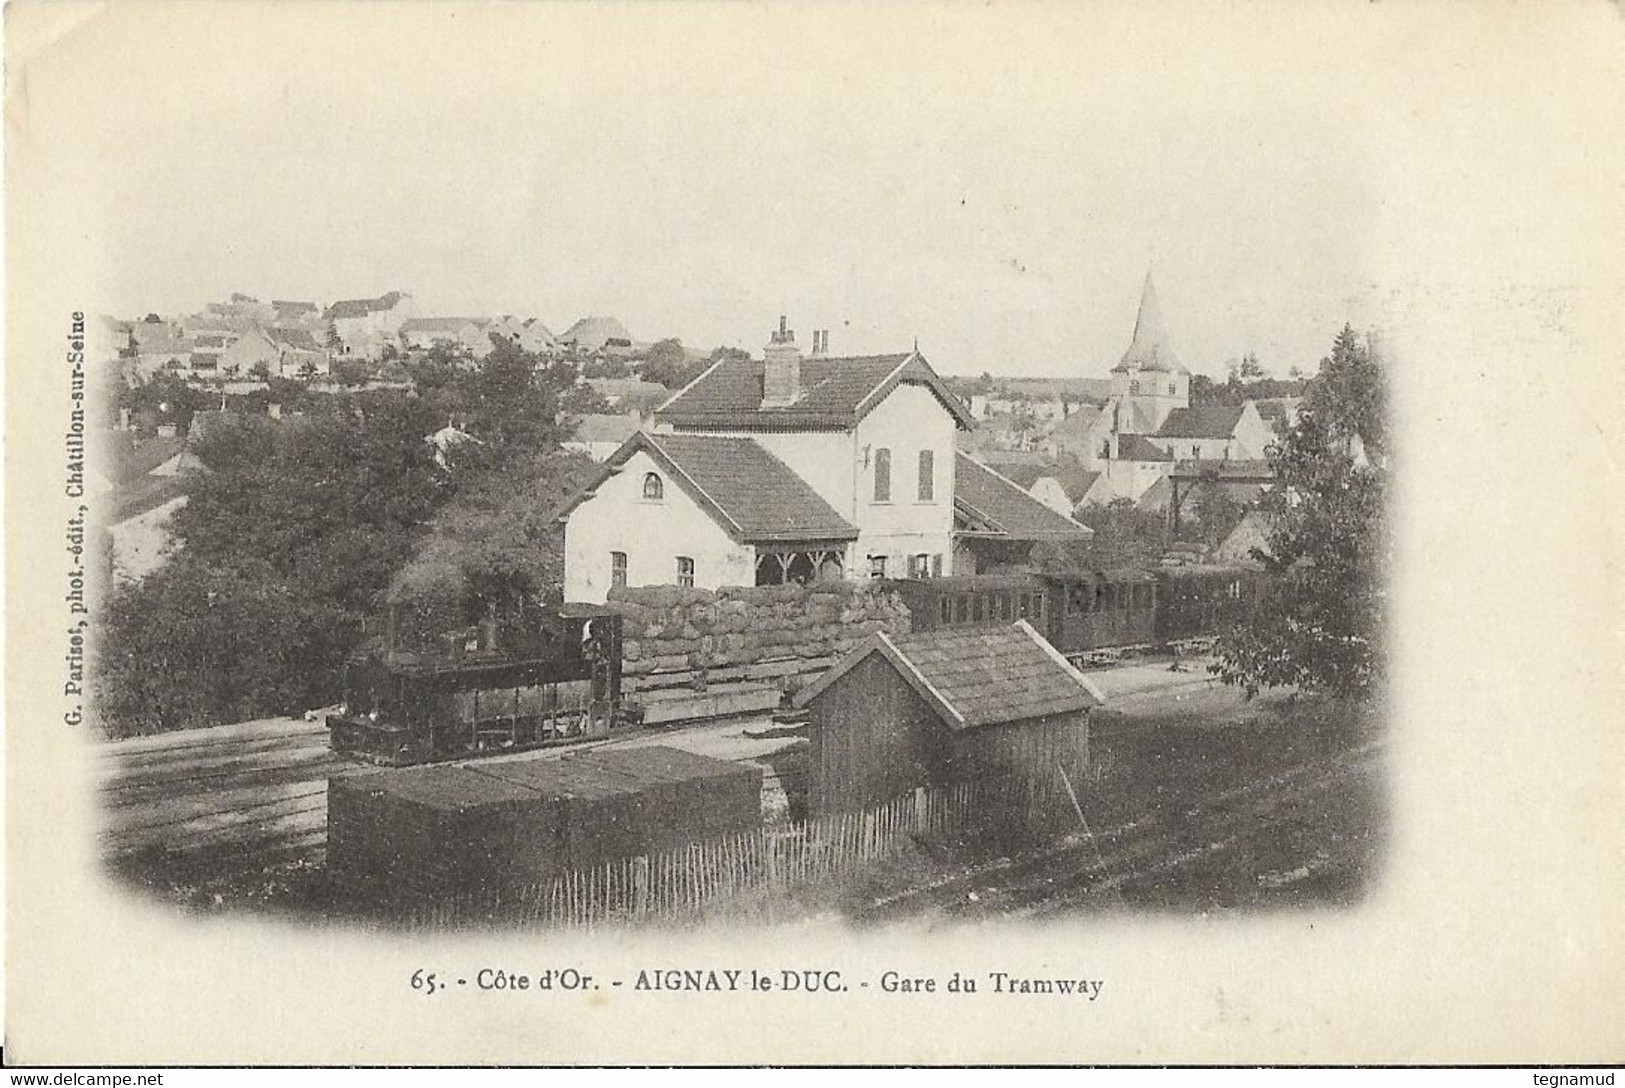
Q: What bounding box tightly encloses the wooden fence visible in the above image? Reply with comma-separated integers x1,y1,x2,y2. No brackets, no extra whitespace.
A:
404,779,983,931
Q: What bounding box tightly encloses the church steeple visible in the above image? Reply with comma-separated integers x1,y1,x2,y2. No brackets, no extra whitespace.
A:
1107,268,1190,434
1114,269,1185,374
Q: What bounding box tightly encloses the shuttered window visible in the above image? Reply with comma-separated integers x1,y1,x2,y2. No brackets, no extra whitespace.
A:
873,448,891,501
917,450,934,501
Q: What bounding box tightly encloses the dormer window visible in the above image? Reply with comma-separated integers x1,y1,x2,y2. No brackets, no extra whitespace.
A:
642,472,664,500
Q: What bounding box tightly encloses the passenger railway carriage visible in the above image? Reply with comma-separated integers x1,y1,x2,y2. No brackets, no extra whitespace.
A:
885,564,1264,662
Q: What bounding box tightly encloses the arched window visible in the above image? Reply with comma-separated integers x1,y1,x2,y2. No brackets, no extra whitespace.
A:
642,472,664,500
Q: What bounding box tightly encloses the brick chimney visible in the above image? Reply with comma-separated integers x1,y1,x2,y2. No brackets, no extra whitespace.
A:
761,315,802,407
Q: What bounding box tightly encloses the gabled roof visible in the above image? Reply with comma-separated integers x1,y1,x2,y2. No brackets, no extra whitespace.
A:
795,621,1105,729
1116,433,1173,462
1155,405,1246,439
1107,395,1160,437
657,352,976,431
1253,398,1301,430
561,315,633,349
1113,270,1189,375
555,432,857,544
954,453,1093,540
1055,467,1105,504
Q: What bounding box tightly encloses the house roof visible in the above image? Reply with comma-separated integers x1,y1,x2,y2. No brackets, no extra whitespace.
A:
1058,467,1105,503
561,315,633,349
269,326,322,351
129,322,183,350
1155,405,1246,439
1253,398,1301,429
954,453,1093,540
975,458,1047,489
1113,270,1189,375
586,378,669,401
401,317,485,335
326,291,406,320
1116,433,1173,462
105,433,186,484
1047,403,1104,441
795,621,1105,729
1134,476,1175,513
556,432,858,544
657,352,976,431
566,413,643,444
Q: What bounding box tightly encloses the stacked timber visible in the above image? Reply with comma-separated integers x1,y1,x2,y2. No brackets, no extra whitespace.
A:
605,583,911,720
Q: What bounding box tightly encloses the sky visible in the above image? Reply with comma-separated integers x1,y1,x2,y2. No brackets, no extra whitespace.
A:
13,2,1567,380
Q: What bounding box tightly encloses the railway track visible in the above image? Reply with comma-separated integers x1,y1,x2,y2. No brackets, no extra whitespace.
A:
857,738,1383,923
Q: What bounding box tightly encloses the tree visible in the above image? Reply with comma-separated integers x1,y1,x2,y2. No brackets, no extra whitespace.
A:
641,338,699,389
387,449,597,647
249,360,272,381
1210,325,1388,701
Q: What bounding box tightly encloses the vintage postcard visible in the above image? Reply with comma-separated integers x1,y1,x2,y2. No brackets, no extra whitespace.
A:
5,0,1622,1068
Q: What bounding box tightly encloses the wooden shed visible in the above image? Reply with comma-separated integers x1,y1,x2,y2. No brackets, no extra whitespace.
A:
793,620,1104,828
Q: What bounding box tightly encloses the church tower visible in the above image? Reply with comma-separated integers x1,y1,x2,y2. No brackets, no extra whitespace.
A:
1110,270,1190,433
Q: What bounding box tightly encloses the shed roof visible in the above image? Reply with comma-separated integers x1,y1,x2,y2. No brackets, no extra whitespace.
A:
554,431,858,543
796,621,1105,730
953,453,1093,540
656,352,976,431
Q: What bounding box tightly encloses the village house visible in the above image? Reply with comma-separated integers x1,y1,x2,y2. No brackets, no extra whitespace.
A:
268,326,330,377
102,431,210,584
326,291,415,359
560,315,634,353
556,317,1088,602
583,378,671,414
1148,403,1273,462
399,317,493,355
216,328,281,377
794,620,1101,821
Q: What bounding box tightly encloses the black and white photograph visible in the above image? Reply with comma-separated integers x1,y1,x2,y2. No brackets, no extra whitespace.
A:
5,0,1621,1070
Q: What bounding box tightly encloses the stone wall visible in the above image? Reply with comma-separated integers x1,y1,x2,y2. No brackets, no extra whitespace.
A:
604,582,912,705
